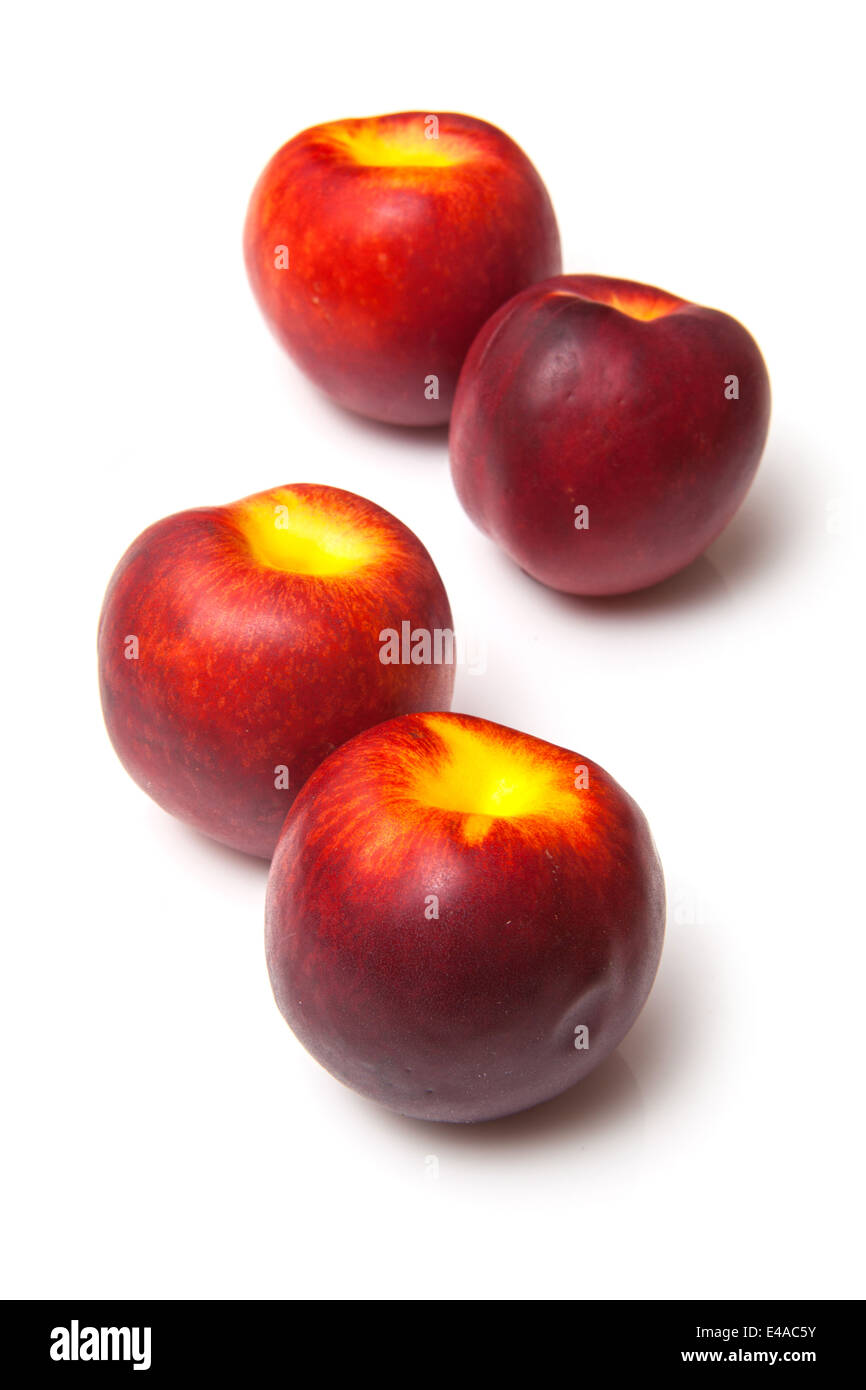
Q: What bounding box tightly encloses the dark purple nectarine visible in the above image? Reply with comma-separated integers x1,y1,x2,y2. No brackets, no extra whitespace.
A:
450,273,771,595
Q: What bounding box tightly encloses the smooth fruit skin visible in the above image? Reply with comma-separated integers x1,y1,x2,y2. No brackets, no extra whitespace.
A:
243,111,561,426
265,711,665,1122
450,273,771,595
98,484,454,858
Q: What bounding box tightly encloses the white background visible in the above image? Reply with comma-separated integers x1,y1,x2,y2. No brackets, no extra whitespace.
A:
2,0,863,1301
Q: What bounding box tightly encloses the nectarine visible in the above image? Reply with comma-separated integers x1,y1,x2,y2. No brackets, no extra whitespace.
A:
266,711,665,1121
98,484,454,857
450,273,771,594
243,111,561,425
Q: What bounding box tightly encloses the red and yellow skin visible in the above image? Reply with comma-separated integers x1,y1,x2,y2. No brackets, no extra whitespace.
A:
266,711,665,1122
98,484,454,859
450,273,771,595
243,111,561,426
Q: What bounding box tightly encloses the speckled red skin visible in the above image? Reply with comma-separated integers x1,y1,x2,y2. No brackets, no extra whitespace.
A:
243,112,561,426
98,485,454,859
265,712,665,1122
450,274,771,595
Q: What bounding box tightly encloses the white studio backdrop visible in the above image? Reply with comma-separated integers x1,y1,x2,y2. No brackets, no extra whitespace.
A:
1,0,862,1299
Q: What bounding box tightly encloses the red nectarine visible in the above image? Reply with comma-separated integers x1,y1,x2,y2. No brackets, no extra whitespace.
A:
243,111,562,425
98,484,454,857
266,711,665,1122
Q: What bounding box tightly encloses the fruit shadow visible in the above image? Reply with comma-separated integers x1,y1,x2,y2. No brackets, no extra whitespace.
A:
173,821,272,882
703,436,809,591
317,392,450,454
351,1051,642,1162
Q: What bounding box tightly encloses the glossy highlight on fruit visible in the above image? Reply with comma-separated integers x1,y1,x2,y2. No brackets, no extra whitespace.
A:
98,483,454,858
266,711,665,1122
243,111,562,425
